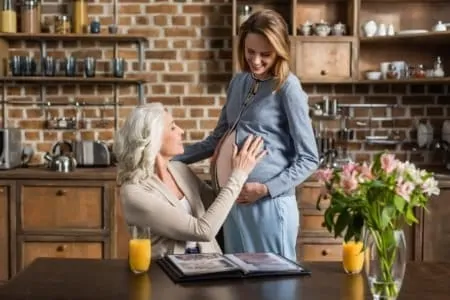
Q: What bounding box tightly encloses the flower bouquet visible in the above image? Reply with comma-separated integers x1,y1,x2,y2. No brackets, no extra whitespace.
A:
315,152,439,299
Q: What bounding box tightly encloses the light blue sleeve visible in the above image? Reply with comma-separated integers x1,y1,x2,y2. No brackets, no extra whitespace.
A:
173,106,228,164
264,77,319,198
173,77,236,164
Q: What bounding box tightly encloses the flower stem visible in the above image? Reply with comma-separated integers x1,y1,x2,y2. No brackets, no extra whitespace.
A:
370,229,398,298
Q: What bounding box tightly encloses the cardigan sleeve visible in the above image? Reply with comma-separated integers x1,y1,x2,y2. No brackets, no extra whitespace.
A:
264,77,319,198
120,170,247,242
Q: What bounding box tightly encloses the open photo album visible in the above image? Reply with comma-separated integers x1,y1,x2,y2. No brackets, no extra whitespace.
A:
157,252,311,283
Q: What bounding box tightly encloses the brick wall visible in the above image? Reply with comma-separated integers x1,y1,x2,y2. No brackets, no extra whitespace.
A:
0,0,448,169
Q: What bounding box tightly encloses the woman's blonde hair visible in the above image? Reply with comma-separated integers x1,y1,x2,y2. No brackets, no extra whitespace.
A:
113,103,165,185
237,9,291,91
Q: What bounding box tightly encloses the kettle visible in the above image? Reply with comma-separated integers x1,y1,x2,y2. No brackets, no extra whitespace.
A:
44,152,77,173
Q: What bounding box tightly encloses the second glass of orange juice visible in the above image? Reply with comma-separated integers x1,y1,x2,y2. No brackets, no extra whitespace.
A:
129,225,151,274
342,239,364,274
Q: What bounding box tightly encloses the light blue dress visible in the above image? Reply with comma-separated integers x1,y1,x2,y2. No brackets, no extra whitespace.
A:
174,72,319,261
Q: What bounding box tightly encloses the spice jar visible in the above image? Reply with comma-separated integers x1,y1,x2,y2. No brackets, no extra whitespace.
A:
413,64,426,78
20,0,40,33
55,15,71,34
0,0,17,33
386,64,398,79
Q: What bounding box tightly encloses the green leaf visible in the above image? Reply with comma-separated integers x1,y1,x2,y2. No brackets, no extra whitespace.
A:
405,206,418,224
393,195,406,212
334,210,350,238
381,206,396,230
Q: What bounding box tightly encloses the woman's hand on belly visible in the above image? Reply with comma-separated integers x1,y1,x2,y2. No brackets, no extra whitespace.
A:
236,182,269,204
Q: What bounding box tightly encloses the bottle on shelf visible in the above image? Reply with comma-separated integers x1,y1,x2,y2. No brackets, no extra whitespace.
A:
0,0,17,33
72,0,87,33
433,56,445,78
20,0,41,33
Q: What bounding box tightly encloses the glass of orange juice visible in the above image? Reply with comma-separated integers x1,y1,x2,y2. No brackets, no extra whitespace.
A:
342,239,365,274
128,225,151,274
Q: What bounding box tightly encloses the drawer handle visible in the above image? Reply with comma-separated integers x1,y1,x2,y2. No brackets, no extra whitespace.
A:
321,249,330,256
56,245,67,252
56,190,67,196
320,70,328,76
0,188,3,193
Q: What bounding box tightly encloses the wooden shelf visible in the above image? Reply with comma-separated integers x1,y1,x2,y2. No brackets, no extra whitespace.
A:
359,31,450,44
0,33,147,43
0,76,147,84
294,36,356,42
301,77,450,84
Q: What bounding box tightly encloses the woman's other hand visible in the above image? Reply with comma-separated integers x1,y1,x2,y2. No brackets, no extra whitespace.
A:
236,182,269,204
232,135,266,174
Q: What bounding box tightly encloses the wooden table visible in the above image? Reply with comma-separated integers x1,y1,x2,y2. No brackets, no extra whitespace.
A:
0,258,448,299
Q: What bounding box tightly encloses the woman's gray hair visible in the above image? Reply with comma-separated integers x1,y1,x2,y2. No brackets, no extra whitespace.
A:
113,102,165,185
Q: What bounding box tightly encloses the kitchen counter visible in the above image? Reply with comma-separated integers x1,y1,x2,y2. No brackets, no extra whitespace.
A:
0,165,449,183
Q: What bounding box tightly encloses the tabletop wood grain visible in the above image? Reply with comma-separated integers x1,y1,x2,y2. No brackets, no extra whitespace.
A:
0,258,448,300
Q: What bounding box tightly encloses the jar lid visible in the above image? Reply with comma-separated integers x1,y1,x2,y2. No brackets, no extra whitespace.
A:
56,15,69,21
22,0,38,7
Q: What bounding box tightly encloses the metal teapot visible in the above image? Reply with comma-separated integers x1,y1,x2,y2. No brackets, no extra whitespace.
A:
44,152,77,173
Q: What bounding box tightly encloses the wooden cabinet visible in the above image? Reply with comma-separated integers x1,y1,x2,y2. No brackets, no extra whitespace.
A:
296,181,344,262
14,180,114,273
0,183,13,283
295,37,356,82
421,184,450,262
231,0,450,84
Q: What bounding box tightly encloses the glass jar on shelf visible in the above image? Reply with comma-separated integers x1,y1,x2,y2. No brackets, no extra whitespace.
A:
412,64,426,79
0,0,17,33
55,15,71,34
20,0,40,33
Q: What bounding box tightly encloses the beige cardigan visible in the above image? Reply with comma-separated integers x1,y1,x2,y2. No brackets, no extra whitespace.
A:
120,161,248,258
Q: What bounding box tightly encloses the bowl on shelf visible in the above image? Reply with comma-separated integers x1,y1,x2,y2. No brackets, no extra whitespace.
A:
365,71,382,80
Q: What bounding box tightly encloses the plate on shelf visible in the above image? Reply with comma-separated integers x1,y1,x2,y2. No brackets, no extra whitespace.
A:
396,29,429,35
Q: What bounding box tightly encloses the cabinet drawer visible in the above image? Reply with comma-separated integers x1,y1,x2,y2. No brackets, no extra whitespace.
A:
20,185,104,231
299,243,342,262
20,241,103,270
296,40,353,80
301,215,328,232
296,183,329,209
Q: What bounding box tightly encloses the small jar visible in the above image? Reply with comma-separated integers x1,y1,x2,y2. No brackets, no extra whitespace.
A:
55,15,71,34
413,64,426,78
20,0,40,33
386,64,398,79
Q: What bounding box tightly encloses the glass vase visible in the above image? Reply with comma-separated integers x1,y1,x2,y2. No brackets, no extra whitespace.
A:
364,229,407,300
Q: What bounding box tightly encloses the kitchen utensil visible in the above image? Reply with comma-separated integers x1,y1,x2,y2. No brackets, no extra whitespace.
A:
44,152,77,172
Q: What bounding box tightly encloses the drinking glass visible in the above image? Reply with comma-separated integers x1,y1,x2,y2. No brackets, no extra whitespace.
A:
128,225,151,274
342,239,364,274
84,57,96,77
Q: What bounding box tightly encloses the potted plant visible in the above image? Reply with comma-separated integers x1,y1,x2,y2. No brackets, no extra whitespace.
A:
315,152,440,299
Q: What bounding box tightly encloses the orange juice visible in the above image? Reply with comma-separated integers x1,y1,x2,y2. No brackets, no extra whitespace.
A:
129,239,151,274
342,240,364,274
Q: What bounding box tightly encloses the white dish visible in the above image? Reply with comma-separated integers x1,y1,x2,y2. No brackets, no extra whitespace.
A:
365,71,382,80
396,29,428,35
